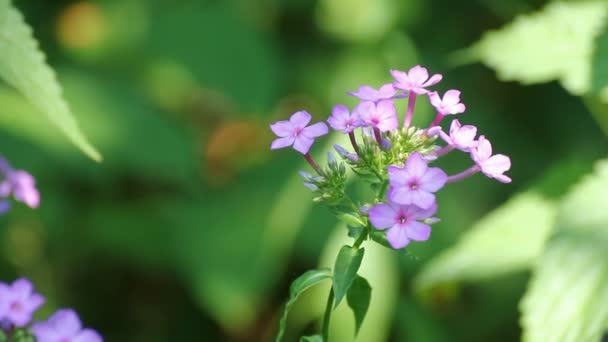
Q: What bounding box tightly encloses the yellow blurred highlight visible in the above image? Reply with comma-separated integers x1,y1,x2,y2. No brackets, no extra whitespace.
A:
56,2,105,50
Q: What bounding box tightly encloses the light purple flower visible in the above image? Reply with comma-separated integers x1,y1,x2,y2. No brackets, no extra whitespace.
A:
429,90,466,115
32,309,103,342
270,111,329,154
387,152,447,209
327,105,361,133
390,65,442,95
438,120,478,152
0,278,45,327
356,100,398,132
347,84,397,102
369,201,436,249
333,144,359,163
471,136,512,183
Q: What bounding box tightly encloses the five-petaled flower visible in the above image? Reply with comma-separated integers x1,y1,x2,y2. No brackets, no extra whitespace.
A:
32,309,103,342
391,65,442,95
429,90,466,116
348,84,397,102
435,119,478,152
0,278,45,327
327,105,361,133
356,101,398,132
471,136,512,183
369,201,436,249
387,152,447,209
270,111,329,154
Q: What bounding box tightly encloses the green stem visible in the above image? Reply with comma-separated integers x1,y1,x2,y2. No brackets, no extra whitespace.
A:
353,228,367,249
377,180,389,199
321,287,335,341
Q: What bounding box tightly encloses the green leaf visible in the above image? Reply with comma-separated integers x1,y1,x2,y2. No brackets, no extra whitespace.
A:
346,275,372,336
414,192,556,290
299,335,323,342
590,30,608,93
521,159,608,342
333,245,365,308
276,268,332,342
0,1,101,161
461,0,608,95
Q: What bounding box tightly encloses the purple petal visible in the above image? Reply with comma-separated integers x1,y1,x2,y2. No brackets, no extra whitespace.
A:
419,167,447,192
388,186,414,205
408,65,429,85
270,137,294,150
494,174,512,183
405,221,431,241
390,69,410,85
293,136,314,154
303,122,329,138
11,278,33,298
409,190,436,209
387,165,408,187
426,126,442,137
405,153,428,178
409,202,438,219
73,329,103,342
289,111,312,127
428,91,442,108
49,309,82,336
32,322,61,342
368,203,397,230
449,119,462,135
376,100,398,132
386,225,410,249
442,90,461,106
378,83,396,98
471,136,492,163
14,186,39,208
482,154,511,177
26,293,45,312
0,180,12,197
448,103,466,115
270,121,293,137
423,74,443,87
348,86,375,100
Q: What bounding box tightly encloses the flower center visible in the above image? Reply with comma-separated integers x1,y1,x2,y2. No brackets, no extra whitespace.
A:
10,301,22,312
293,127,303,137
408,180,419,190
398,215,408,224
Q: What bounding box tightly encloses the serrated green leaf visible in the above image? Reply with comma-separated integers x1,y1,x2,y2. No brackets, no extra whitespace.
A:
520,159,608,342
0,0,101,161
333,245,365,308
276,268,332,342
346,275,371,336
463,0,608,95
414,192,556,290
299,335,323,342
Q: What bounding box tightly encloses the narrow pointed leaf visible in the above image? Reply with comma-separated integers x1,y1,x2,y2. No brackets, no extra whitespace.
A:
276,268,332,342
346,275,371,335
0,0,101,161
333,245,365,308
299,335,323,342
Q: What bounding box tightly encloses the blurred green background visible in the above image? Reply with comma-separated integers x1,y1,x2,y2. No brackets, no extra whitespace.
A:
1,0,607,341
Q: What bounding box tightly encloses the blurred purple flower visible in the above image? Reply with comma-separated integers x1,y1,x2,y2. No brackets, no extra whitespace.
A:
391,65,442,95
471,136,512,183
327,105,361,133
429,90,466,116
369,201,436,249
0,156,40,209
347,84,397,102
387,152,447,209
0,278,45,327
356,100,398,132
32,309,102,342
270,111,329,154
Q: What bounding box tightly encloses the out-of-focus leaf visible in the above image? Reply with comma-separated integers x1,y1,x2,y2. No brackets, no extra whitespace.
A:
521,159,608,342
332,245,364,307
346,275,371,336
461,0,608,95
299,335,323,342
415,192,556,290
590,30,608,93
276,269,332,342
0,0,101,161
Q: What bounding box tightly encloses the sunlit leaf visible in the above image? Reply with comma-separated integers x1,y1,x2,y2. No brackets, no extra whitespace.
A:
0,0,101,161
462,0,608,95
333,245,365,307
299,335,323,342
346,275,371,336
276,268,332,342
414,192,556,290
590,30,608,93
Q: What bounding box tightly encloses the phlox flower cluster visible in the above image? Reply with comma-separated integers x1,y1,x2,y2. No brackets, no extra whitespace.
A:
270,65,511,250
0,278,101,342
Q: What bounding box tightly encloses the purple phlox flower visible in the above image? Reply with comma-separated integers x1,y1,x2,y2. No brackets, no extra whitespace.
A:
390,65,442,95
356,100,398,132
438,120,478,152
387,152,447,209
369,201,437,249
429,90,466,115
270,111,329,154
32,309,102,342
0,156,40,209
471,136,512,183
327,105,361,133
333,144,359,163
347,84,398,102
0,278,45,327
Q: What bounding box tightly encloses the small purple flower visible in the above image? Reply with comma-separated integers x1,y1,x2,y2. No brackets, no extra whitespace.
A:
347,84,397,102
0,278,45,327
369,201,436,249
429,90,466,115
438,120,478,152
356,100,398,132
270,111,329,154
0,155,40,209
327,105,361,133
390,65,442,95
387,152,447,209
471,136,512,183
333,144,359,163
32,309,102,342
